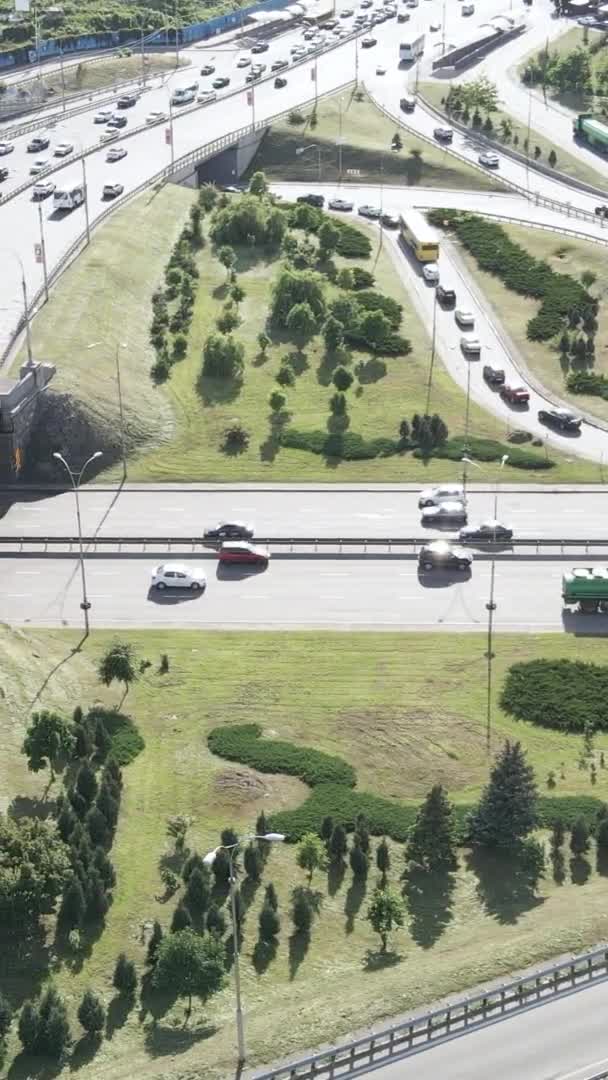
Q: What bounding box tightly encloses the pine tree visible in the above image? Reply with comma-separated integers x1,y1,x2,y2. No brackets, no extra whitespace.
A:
77,990,105,1036
320,815,334,849
232,887,244,932
94,719,112,760
349,840,369,879
171,903,193,933
74,723,93,760
104,757,123,788
93,847,116,890
86,806,109,847
264,882,279,911
96,784,119,831
42,999,71,1057
85,871,109,922
59,875,85,930
598,817,608,849
551,819,565,849
376,838,390,885
256,811,268,837
146,921,164,966
468,741,538,849
76,763,98,804
18,1000,39,1053
211,847,231,884
221,827,239,848
75,834,93,869
70,789,88,820
113,954,137,996
354,813,370,854
570,817,590,856
405,785,458,871
184,868,211,915
292,892,312,934
259,902,280,941
182,852,205,883
329,824,347,862
56,802,77,843
206,903,227,937
244,843,262,881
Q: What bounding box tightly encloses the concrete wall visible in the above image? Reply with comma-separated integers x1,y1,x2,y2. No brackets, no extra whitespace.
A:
0,360,55,481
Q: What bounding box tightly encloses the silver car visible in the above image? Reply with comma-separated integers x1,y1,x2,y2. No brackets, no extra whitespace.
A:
421,500,467,523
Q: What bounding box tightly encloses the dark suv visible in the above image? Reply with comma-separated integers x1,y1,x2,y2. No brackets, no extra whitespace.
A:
538,407,582,432
418,541,473,572
297,193,324,208
483,365,505,386
436,285,456,306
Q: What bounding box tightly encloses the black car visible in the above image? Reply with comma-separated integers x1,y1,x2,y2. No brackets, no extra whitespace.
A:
380,213,399,229
418,541,472,572
204,521,254,541
459,521,513,543
251,41,269,53
595,205,608,218
0,166,8,182
538,407,582,432
212,76,230,89
483,364,505,385
200,63,215,75
107,115,128,128
436,285,456,306
400,96,415,112
297,193,324,207
274,76,288,88
117,94,137,108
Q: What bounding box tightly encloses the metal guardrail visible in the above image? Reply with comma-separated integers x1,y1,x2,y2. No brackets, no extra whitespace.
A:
252,942,608,1080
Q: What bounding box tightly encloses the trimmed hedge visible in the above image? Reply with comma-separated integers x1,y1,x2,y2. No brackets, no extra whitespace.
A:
85,707,145,766
207,723,356,787
427,210,596,343
280,429,405,460
501,659,608,733
567,370,608,400
355,290,403,330
416,436,554,471
333,220,372,259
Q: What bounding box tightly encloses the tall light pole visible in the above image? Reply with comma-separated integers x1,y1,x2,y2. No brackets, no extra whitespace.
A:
37,203,49,303
425,291,438,415
203,832,285,1065
4,249,34,366
461,361,472,492
295,143,322,182
52,450,103,637
87,340,127,481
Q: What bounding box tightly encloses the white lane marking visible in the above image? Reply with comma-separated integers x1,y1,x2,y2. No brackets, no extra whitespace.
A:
236,594,269,600
320,594,345,600
89,571,120,576
8,522,42,529
159,506,185,511
7,593,32,598
15,570,41,575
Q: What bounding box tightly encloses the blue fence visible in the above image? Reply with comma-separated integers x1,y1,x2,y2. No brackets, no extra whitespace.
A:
0,0,297,72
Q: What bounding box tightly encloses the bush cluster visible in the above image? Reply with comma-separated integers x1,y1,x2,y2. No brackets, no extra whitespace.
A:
207,723,356,787
427,211,596,343
210,194,285,249
149,208,203,383
501,659,608,733
285,204,372,259
423,436,553,471
567,370,608,400
85,706,145,766
280,428,403,460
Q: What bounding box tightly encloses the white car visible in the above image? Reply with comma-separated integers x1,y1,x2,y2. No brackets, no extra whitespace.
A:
430,19,441,29
198,90,217,102
422,262,440,284
106,146,128,162
94,109,113,124
54,141,74,157
291,43,306,54
376,65,387,74
421,500,467,522
419,484,465,508
478,151,499,168
100,129,119,143
30,158,50,175
455,308,474,327
237,55,251,67
0,141,15,155
151,563,207,591
461,335,481,354
146,110,167,124
32,179,56,199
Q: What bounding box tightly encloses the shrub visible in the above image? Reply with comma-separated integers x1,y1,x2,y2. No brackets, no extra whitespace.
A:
221,423,250,453
333,367,354,392
350,266,375,289
568,370,608,399
84,707,143,766
216,304,240,333
280,428,402,460
333,220,372,259
501,659,608,733
207,723,356,787
269,390,286,412
420,436,553,471
288,108,305,124
276,365,296,387
202,333,245,379
271,268,326,327
355,290,402,330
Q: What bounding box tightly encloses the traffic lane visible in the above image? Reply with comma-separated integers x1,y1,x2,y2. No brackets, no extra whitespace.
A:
370,977,608,1080
0,555,605,630
4,489,608,538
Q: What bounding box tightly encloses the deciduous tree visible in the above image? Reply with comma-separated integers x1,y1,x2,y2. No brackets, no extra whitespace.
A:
153,928,226,1016
296,832,327,883
366,886,405,953
22,710,74,782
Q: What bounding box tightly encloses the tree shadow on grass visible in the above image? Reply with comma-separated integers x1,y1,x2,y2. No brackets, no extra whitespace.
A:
8,795,55,821
55,914,107,976
143,1019,217,1057
466,848,545,925
344,875,367,934
106,993,136,1039
403,867,456,949
252,937,278,975
317,350,345,386
362,949,403,972
288,930,310,981
570,855,591,886
259,432,281,463
196,373,242,407
69,1034,102,1072
328,859,346,897
285,350,309,376
139,971,177,1027
355,358,387,384
212,283,230,301
597,848,608,877
0,923,49,1009
550,848,567,885
7,1052,63,1080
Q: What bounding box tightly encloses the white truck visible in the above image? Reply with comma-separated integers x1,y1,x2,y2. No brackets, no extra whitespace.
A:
170,82,199,105
53,179,85,210
399,33,425,61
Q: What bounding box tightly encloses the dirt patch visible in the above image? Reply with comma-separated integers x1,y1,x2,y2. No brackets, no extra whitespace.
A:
212,765,309,818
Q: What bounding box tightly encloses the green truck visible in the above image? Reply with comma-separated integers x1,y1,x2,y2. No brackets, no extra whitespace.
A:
572,114,608,151
562,568,608,613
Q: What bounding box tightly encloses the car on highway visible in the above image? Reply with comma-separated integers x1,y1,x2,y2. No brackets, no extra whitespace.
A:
459,520,513,543
429,19,441,29
297,192,324,207
500,383,529,405
212,75,230,88
361,0,372,6
107,114,128,128
27,135,50,152
418,540,473,571
251,40,270,52
204,521,254,541
218,541,270,565
398,11,410,20
483,364,505,385
478,150,500,168
376,64,387,74
436,284,456,306
419,484,465,508
200,63,216,75
422,262,440,284
274,76,288,88
328,197,354,211
32,179,56,199
117,93,138,108
271,58,289,71
460,334,481,354
106,145,128,162
0,140,15,155
53,141,74,157
198,90,217,103
246,69,263,82
454,308,474,327
340,6,354,14
303,28,316,38
0,166,9,182
358,203,381,218
145,110,167,124
595,204,608,218
538,407,582,432
100,129,119,143
291,42,306,53
151,562,207,590
94,109,114,124
237,55,251,67
29,158,50,175
102,182,124,199
421,500,468,523
381,212,399,228
400,95,416,111
433,126,453,142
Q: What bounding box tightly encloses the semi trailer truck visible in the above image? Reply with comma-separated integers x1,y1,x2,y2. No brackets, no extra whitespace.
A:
562,568,608,613
572,114,608,152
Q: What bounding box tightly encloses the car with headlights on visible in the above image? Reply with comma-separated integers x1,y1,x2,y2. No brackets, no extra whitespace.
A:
418,540,473,571
421,500,467,523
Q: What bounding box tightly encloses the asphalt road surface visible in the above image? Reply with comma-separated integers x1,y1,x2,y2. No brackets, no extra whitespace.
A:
2,487,607,539
364,978,608,1080
1,553,605,631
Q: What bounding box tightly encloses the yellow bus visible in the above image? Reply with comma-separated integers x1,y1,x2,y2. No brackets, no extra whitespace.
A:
399,209,440,262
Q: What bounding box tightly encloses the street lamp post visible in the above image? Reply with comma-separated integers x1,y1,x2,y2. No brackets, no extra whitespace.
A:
87,341,127,480
52,450,102,636
295,144,322,182
425,291,438,415
37,203,49,303
203,832,285,1065
6,249,34,366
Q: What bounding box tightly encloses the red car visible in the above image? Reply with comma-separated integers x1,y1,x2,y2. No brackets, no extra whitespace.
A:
500,384,529,405
218,541,270,565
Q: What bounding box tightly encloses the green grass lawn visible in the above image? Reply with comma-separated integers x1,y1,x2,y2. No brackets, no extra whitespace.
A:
516,26,608,115
418,79,608,192
19,184,607,484
452,222,608,424
249,88,504,192
34,52,185,98
2,627,608,1080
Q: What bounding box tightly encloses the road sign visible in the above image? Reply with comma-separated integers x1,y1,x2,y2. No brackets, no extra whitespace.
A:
165,127,172,145
34,243,42,264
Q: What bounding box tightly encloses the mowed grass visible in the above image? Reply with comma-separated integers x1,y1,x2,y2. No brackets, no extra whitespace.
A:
418,78,608,192
453,222,608,424
516,26,608,113
3,627,608,1080
38,52,185,97
250,88,504,191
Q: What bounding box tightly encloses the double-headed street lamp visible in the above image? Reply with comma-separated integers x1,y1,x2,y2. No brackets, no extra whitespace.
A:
296,143,322,183
203,832,285,1065
52,450,102,636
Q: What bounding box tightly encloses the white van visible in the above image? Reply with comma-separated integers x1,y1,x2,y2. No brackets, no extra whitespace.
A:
171,82,199,105
419,484,466,508
53,179,85,210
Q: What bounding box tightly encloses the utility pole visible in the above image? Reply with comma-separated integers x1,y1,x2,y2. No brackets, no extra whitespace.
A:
21,268,33,366
81,155,90,245
141,23,146,87
115,344,127,482
52,451,102,638
59,47,66,113
425,292,437,415
175,0,180,67
37,203,49,303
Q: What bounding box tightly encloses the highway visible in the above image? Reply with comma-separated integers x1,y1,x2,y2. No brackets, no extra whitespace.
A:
3,485,608,537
